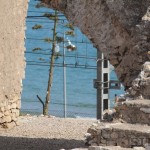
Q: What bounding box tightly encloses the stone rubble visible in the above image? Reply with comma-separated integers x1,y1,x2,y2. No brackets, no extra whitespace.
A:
84,99,150,149
115,100,150,125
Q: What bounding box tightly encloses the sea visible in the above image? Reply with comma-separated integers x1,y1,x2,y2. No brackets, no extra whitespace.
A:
21,0,125,118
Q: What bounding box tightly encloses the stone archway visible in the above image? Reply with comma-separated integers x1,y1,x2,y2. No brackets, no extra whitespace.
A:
42,0,150,99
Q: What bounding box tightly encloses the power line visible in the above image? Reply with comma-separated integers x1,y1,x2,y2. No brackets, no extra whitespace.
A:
26,37,93,44
27,14,65,17
26,60,96,67
26,62,97,70
26,16,67,21
26,20,55,23
25,51,97,60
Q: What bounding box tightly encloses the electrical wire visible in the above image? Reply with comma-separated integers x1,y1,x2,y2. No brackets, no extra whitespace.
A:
25,51,97,60
26,37,93,44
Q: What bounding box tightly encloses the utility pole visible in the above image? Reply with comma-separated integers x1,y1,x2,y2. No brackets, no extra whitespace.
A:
94,50,110,120
63,33,67,118
97,50,103,120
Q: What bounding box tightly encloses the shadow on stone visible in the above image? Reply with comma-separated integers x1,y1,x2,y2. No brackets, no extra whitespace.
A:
0,136,87,150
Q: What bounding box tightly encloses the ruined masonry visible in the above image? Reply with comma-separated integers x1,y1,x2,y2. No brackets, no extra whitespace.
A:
41,0,150,149
42,0,150,99
84,100,150,149
0,0,28,128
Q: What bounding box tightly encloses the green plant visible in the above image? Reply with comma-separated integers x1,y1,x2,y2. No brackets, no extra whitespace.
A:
43,13,58,20
65,23,74,30
56,36,64,43
65,30,75,36
32,24,42,30
32,47,42,51
43,38,52,43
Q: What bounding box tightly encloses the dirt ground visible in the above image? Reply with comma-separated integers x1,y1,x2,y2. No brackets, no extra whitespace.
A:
0,115,96,150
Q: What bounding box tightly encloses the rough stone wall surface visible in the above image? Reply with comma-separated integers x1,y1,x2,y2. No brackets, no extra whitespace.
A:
0,0,28,127
85,122,150,148
42,0,150,99
115,100,150,125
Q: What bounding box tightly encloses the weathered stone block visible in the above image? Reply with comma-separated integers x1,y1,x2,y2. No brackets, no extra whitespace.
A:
3,121,16,129
16,100,21,109
0,112,4,118
0,107,5,112
10,103,17,109
5,105,11,110
4,110,10,116
2,116,12,123
115,100,150,125
15,109,20,117
86,122,150,148
0,118,4,124
11,113,18,121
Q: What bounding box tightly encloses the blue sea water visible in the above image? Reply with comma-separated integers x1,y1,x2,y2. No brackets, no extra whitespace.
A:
21,1,125,118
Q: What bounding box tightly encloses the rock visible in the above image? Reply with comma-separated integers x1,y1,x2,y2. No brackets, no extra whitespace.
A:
89,146,102,150
0,107,5,112
0,118,4,124
11,113,18,121
103,109,116,122
4,105,11,111
4,110,10,116
15,109,20,117
16,100,21,109
110,132,118,139
133,147,145,150
15,121,21,126
11,109,17,113
0,112,4,118
3,121,16,129
140,108,150,114
101,129,111,139
145,143,150,150
143,62,150,72
3,116,12,123
85,133,92,138
10,103,17,109
116,100,150,125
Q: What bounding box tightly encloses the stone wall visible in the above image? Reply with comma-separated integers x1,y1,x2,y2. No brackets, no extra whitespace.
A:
42,0,150,99
85,122,150,148
85,99,150,149
115,100,150,125
0,0,28,128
